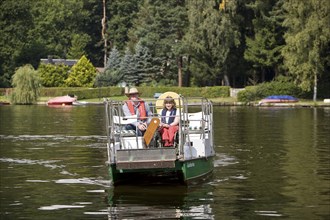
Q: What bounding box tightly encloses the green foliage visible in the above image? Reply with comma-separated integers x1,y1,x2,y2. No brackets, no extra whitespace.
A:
127,86,230,99
244,0,284,82
0,0,35,87
121,48,138,85
237,86,259,102
127,0,188,85
31,0,90,57
282,0,330,100
237,80,302,102
108,0,142,51
134,41,159,85
96,69,122,87
38,86,230,100
10,65,40,104
67,33,91,59
65,56,97,87
202,86,230,98
184,0,242,86
96,47,122,86
105,46,122,70
39,87,123,99
1,0,330,95
38,63,70,87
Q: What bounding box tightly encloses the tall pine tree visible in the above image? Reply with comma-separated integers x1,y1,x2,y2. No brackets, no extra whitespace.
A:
184,0,241,86
127,0,188,86
121,48,138,85
95,46,122,86
244,0,284,82
134,41,159,85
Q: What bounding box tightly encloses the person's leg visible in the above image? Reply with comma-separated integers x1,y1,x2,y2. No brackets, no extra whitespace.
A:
125,123,136,131
161,128,172,146
167,126,179,146
125,124,143,136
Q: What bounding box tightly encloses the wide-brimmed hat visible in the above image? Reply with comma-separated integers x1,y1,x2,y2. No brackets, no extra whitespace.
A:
155,91,181,110
125,87,140,96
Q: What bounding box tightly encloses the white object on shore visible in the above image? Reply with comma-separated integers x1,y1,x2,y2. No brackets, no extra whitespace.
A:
324,99,330,103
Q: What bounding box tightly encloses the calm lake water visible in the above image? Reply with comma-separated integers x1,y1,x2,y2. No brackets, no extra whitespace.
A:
0,104,329,219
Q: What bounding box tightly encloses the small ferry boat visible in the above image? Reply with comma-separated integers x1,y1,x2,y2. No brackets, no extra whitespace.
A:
47,95,77,106
104,92,215,186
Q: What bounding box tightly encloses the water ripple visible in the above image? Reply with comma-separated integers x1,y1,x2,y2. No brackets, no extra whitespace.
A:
39,205,85,210
0,157,64,169
0,134,106,141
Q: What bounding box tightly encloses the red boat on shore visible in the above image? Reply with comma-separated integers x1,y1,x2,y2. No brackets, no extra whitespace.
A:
47,95,77,106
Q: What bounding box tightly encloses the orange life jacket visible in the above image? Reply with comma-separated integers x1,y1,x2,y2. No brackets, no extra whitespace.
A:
125,99,147,120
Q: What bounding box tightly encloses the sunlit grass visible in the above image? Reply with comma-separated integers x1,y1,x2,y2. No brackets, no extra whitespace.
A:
0,96,8,102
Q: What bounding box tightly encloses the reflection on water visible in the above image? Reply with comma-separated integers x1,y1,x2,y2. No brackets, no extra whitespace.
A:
107,184,214,219
0,105,329,219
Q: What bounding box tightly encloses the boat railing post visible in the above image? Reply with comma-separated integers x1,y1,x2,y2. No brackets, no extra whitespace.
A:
105,100,113,164
178,95,188,157
117,102,127,150
201,98,206,139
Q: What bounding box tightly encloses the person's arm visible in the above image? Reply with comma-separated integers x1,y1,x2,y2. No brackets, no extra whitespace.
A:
122,102,132,116
144,102,152,124
170,109,180,126
171,116,180,126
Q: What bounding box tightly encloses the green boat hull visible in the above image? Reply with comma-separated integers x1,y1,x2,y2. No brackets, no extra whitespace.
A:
108,156,214,185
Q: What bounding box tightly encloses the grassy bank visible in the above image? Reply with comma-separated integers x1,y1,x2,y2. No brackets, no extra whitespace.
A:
1,95,329,107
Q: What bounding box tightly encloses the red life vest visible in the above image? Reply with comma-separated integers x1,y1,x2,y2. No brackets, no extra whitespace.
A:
125,99,147,120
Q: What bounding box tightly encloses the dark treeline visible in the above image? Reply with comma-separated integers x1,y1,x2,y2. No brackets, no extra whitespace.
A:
0,0,329,99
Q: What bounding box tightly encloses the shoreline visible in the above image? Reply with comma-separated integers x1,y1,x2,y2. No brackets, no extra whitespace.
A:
212,101,330,107
31,101,330,107
2,98,330,107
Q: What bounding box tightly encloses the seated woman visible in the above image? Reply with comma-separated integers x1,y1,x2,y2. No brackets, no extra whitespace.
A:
158,96,179,147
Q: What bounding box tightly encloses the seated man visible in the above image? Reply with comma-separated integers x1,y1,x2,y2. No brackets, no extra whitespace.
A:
158,96,180,147
122,87,152,136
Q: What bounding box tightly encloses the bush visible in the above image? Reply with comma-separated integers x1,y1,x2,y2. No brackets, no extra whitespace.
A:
38,63,70,87
237,81,303,102
132,86,230,98
65,55,97,87
38,86,230,100
237,86,260,102
40,87,123,99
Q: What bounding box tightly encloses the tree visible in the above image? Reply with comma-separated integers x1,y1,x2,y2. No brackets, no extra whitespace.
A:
31,0,91,56
282,0,330,101
127,0,188,86
107,0,142,51
67,33,91,59
184,0,241,86
65,55,97,87
0,0,35,87
105,46,122,69
95,46,122,86
10,65,40,104
0,0,100,88
121,48,138,85
134,41,159,85
244,0,284,82
80,0,104,67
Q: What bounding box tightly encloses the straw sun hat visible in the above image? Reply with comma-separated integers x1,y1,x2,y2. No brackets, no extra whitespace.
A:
125,87,140,96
